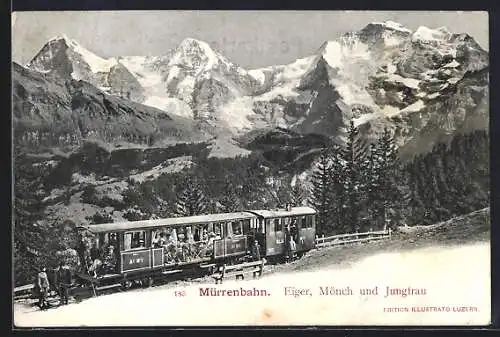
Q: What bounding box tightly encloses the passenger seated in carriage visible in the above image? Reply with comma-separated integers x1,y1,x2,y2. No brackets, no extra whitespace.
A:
201,229,208,242
88,257,102,277
186,227,195,244
168,229,178,245
90,241,100,261
109,233,118,249
152,231,166,248
102,245,117,273
159,232,166,246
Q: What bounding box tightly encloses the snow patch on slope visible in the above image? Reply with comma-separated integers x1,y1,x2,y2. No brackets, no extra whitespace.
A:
218,97,255,130
385,73,421,89
321,39,370,70
248,69,266,84
387,100,426,118
143,96,192,118
118,56,164,88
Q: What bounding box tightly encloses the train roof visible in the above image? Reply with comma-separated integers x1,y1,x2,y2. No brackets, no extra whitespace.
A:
248,206,317,218
79,211,257,234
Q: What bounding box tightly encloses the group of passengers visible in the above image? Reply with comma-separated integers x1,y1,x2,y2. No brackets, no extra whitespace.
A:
152,226,222,263
79,234,118,277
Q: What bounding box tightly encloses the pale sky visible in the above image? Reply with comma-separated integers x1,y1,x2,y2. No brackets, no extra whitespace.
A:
12,11,488,69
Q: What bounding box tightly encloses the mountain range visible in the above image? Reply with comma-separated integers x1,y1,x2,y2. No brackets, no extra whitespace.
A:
12,19,490,244
13,20,489,158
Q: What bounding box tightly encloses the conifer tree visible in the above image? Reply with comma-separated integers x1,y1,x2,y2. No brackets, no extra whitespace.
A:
310,148,334,235
326,144,348,234
218,181,242,212
342,121,369,232
290,180,306,207
175,178,207,216
372,127,400,228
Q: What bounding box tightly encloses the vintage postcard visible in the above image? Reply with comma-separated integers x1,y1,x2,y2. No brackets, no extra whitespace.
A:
12,10,490,327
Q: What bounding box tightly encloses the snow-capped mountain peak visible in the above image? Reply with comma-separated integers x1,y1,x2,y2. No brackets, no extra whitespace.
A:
168,37,228,75
369,20,413,34
36,35,118,74
22,22,488,157
412,25,452,42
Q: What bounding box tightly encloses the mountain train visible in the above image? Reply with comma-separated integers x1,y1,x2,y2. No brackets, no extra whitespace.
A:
64,206,317,292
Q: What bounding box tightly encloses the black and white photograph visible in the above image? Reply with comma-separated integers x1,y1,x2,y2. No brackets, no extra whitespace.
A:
12,10,490,326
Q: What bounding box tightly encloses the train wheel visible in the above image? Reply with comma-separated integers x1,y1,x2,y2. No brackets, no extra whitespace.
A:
143,277,153,288
121,280,132,291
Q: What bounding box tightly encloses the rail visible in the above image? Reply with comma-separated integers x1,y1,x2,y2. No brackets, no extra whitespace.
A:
315,228,391,249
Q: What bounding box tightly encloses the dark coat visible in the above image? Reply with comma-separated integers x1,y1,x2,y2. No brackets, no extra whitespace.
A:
56,267,72,286
250,242,261,261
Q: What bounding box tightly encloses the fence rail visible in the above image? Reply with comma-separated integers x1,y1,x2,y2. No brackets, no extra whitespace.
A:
315,228,392,249
13,284,35,300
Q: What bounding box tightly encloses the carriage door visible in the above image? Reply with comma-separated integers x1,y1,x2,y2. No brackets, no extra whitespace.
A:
299,215,315,251
224,220,247,258
266,218,285,256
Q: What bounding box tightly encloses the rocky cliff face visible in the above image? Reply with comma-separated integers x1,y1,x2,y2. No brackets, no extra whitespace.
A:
26,36,145,101
13,62,207,152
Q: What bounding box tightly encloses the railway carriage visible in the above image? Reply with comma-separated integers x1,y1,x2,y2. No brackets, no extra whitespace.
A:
73,206,316,290
248,206,316,261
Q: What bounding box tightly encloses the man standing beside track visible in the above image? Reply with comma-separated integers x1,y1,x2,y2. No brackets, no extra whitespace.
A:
37,267,50,309
56,262,72,305
250,240,261,261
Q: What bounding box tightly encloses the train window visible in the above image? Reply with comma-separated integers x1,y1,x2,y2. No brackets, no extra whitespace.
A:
214,223,223,239
274,218,283,232
232,221,243,236
124,231,146,250
306,215,313,228
258,220,265,233
301,216,307,228
152,229,167,247
265,219,272,232
242,219,251,233
193,225,202,242
184,226,195,242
